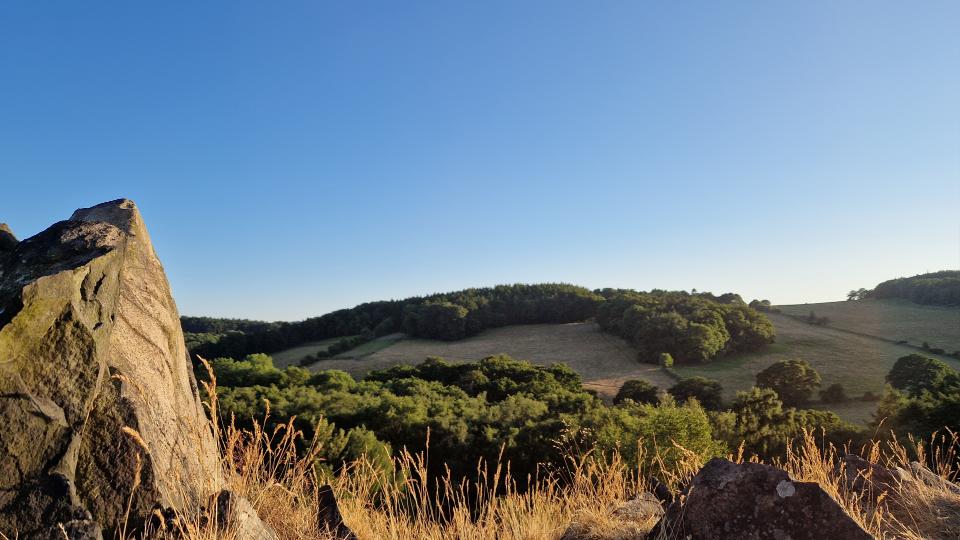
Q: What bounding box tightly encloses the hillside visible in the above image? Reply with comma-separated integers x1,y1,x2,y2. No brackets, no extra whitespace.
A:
673,311,960,423
296,300,960,425
306,322,678,396
777,298,960,353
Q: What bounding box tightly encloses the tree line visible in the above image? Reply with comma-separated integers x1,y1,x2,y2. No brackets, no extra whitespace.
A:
848,270,960,306
186,284,776,365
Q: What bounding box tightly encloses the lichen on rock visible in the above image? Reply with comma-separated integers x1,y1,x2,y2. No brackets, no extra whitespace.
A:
0,200,225,538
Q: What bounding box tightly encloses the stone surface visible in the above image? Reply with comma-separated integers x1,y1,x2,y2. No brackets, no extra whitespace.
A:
653,458,873,540
0,223,16,252
317,484,358,540
840,454,899,495
897,461,960,495
0,200,224,538
214,490,278,540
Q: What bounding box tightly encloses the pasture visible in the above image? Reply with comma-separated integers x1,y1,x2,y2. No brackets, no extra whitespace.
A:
776,299,960,352
271,337,347,368
273,334,403,368
309,322,677,398
671,312,960,423
298,302,960,424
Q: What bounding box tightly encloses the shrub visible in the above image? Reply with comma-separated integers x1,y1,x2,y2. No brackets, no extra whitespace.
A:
658,352,674,368
819,383,848,404
668,377,724,410
613,379,660,405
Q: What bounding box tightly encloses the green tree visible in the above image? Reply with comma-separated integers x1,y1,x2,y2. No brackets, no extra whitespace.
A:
668,377,724,410
886,354,952,396
730,387,796,457
755,359,821,407
613,379,659,405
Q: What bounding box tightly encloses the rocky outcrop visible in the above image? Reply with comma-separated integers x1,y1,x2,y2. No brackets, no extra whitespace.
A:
653,458,873,539
0,200,225,538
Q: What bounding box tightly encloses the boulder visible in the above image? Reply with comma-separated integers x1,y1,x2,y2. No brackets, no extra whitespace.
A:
0,200,224,537
839,454,900,494
653,458,873,539
317,485,357,540
896,461,960,495
214,490,278,540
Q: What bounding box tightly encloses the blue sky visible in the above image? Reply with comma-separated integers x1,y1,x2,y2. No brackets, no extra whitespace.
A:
1,2,957,321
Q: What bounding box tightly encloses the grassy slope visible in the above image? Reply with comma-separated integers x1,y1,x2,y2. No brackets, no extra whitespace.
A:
776,298,960,352
293,299,959,425
312,322,677,397
271,337,348,368
672,310,960,423
273,334,405,368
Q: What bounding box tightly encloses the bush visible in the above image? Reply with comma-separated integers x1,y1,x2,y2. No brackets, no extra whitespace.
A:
668,377,724,410
613,379,660,405
658,352,674,368
819,383,848,403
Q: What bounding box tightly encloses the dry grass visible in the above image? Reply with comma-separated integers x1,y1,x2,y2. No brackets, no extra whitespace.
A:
100,359,960,540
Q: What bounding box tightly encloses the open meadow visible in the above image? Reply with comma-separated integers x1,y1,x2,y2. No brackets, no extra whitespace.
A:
306,322,677,397
777,298,960,352
671,312,960,423
302,305,960,425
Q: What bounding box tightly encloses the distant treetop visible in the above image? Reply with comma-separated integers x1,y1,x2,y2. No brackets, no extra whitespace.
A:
859,271,960,306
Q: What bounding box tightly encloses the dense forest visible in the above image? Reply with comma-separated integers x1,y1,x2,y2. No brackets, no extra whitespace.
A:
203,352,873,485
186,283,775,366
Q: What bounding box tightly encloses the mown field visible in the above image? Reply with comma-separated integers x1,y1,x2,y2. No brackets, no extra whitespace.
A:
776,298,960,352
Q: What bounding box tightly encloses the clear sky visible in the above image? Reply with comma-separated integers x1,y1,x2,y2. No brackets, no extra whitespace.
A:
1,2,958,321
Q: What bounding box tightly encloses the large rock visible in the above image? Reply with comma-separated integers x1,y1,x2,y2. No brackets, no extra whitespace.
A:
0,200,224,538
214,490,278,540
0,223,16,252
653,458,873,539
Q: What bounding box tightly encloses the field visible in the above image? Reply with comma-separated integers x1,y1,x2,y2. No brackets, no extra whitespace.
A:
273,334,404,368
297,300,960,425
777,298,960,352
272,337,348,368
671,311,960,423
307,322,677,397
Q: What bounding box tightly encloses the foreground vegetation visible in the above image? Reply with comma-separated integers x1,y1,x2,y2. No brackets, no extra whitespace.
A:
121,360,960,539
